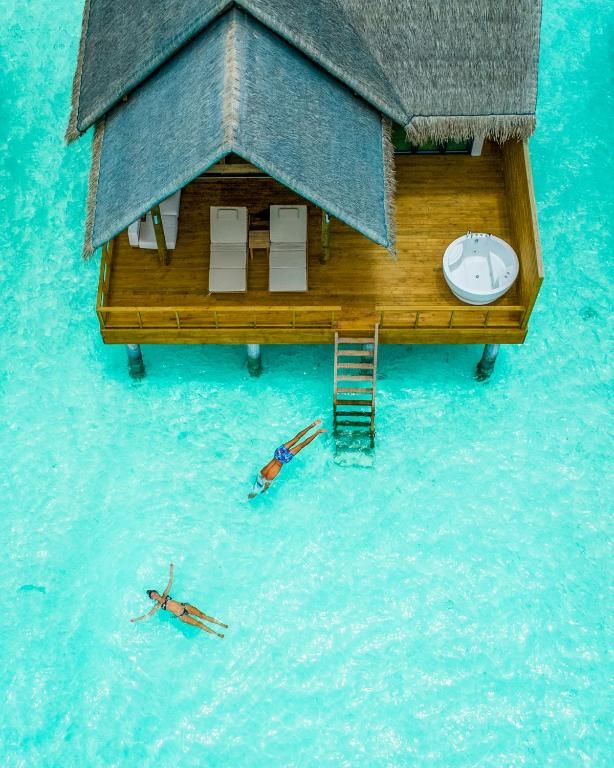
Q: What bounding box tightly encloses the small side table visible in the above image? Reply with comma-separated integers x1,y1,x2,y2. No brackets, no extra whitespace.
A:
249,229,270,260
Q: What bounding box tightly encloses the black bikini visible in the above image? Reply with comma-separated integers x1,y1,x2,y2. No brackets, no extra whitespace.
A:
161,595,189,616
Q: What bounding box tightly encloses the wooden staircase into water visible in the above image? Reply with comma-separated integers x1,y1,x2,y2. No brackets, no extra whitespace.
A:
333,324,379,445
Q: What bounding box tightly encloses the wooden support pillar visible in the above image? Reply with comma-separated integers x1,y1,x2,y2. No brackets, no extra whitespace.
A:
151,205,168,266
126,344,145,379
476,343,500,381
246,344,262,377
320,211,331,264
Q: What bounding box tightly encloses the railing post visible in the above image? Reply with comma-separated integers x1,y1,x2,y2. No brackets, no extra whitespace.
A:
320,211,331,264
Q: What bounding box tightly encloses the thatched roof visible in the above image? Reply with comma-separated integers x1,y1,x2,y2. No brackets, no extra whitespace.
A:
343,0,542,142
68,0,541,255
67,0,406,142
85,10,395,256
67,0,541,145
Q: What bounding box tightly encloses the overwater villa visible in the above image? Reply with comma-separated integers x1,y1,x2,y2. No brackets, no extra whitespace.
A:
67,0,543,432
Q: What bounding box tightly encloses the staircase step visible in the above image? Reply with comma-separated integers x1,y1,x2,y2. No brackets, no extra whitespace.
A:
335,420,374,427
335,399,373,407
333,324,378,439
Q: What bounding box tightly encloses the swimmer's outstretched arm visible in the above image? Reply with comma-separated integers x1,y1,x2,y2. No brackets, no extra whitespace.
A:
130,563,174,623
284,419,321,449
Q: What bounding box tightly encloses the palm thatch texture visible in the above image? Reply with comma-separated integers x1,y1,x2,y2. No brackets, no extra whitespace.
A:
67,0,542,256
84,10,394,257
344,0,541,141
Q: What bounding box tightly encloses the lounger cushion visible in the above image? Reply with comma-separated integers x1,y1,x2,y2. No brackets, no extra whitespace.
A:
158,191,181,217
269,244,307,269
127,221,140,247
210,206,248,243
210,245,248,269
270,205,307,243
269,267,307,292
127,191,182,249
209,268,247,292
136,214,179,249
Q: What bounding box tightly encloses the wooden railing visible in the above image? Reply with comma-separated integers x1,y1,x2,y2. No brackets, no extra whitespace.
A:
376,304,527,330
96,237,525,334
96,238,114,313
502,141,544,329
97,302,526,333
97,304,343,331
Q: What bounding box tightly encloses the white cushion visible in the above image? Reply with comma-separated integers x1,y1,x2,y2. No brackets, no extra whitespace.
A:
269,244,307,269
209,268,247,292
270,205,307,243
269,267,307,292
210,245,247,269
158,190,181,217
210,206,248,243
137,214,178,249
127,221,140,247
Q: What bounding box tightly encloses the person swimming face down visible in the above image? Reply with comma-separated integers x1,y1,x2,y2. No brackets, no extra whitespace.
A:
249,420,326,499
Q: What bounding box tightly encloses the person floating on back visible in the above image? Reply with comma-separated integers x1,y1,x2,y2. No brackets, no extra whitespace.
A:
249,419,327,498
130,564,227,638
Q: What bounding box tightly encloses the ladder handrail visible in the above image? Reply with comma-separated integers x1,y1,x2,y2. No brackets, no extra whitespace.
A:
333,331,339,411
371,323,379,433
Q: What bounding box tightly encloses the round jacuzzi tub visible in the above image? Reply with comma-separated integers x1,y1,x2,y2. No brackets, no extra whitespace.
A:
442,233,519,305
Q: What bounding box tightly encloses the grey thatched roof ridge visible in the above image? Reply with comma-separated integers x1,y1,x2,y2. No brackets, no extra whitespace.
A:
68,1,542,148
66,0,406,142
238,0,406,126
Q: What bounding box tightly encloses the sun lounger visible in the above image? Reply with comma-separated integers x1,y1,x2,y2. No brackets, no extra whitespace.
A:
127,191,181,249
269,205,307,292
209,206,248,292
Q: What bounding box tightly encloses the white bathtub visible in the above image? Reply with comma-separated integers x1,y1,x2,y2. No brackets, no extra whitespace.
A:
442,233,519,305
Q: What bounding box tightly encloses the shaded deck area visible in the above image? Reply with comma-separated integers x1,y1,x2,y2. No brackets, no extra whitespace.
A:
97,142,542,344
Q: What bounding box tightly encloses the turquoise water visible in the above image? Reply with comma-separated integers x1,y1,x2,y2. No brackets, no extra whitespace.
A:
1,0,612,765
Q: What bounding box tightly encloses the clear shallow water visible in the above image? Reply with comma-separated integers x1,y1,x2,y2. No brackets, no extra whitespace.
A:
0,0,612,765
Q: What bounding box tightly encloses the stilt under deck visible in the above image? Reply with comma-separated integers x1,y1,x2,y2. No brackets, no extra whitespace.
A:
97,141,542,346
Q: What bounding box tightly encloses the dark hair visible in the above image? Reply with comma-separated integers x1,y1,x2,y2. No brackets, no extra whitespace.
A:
146,590,156,598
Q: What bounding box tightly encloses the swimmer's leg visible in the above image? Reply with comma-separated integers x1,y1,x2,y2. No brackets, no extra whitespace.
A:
184,604,228,628
290,429,325,456
284,420,321,449
179,614,224,637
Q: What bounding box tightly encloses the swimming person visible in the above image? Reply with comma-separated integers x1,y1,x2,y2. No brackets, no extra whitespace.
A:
249,419,327,498
145,590,228,638
130,564,227,638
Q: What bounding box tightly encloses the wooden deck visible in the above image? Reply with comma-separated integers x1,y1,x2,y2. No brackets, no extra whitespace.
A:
97,141,542,345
